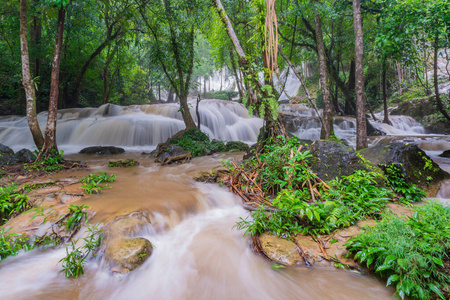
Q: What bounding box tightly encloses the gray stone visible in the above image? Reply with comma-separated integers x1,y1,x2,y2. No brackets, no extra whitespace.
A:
79,146,125,155
0,143,13,155
439,149,450,158
15,148,36,162
155,144,191,165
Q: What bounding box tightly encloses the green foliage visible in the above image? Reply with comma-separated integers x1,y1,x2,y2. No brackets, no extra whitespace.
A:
0,184,30,225
169,128,225,157
0,228,33,262
65,204,89,232
79,172,116,194
26,149,64,172
108,159,139,168
204,90,238,100
381,163,426,203
346,201,450,300
59,224,102,278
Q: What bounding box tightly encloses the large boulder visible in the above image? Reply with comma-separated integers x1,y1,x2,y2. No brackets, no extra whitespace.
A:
308,140,381,181
0,154,19,165
439,150,450,158
79,146,125,155
102,213,153,273
15,149,36,163
104,237,153,273
360,142,450,196
155,144,191,165
0,143,13,155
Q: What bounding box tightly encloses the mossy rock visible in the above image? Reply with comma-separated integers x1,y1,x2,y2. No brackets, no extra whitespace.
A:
307,140,384,183
155,144,192,165
359,143,450,196
225,141,249,152
108,159,139,168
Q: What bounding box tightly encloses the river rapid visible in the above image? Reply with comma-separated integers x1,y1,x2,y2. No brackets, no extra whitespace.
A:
0,153,394,300
0,100,449,299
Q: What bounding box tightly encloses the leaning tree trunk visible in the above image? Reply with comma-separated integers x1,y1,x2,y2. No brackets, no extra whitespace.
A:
353,0,367,149
434,35,450,122
213,0,286,139
20,0,44,149
314,13,334,140
382,58,391,124
38,6,65,159
179,93,196,129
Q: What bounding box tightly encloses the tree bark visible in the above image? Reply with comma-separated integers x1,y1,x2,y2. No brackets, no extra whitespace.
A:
314,13,334,140
20,0,44,149
382,58,391,124
229,47,244,101
434,35,450,122
353,0,367,149
38,6,66,159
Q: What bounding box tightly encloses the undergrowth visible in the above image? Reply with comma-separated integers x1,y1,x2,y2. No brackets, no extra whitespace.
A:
346,201,450,300
169,128,248,157
0,184,30,225
26,149,64,172
79,172,116,194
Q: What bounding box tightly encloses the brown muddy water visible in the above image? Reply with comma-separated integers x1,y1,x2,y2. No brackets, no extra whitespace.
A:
1,152,395,299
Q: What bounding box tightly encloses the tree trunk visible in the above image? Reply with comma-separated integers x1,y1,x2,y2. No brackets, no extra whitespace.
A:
382,58,391,124
38,6,66,159
20,0,44,149
353,0,367,149
434,35,450,122
167,87,174,102
180,93,196,129
314,14,334,140
229,47,244,101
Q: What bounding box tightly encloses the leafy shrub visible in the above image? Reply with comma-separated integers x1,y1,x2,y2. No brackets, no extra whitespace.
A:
79,172,116,194
346,201,450,300
59,224,102,278
169,128,225,157
26,149,64,172
381,163,426,203
65,204,90,231
0,184,30,225
0,228,33,262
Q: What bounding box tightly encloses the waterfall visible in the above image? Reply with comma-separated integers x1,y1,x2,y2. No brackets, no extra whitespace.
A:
0,100,263,153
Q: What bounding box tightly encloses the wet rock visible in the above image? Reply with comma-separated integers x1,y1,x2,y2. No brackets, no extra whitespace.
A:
155,144,191,165
308,140,381,182
101,213,153,273
194,166,229,183
108,159,139,167
0,154,19,165
103,213,150,239
104,237,153,273
79,146,125,155
15,149,35,162
258,233,302,266
0,143,13,155
360,142,450,195
439,150,450,158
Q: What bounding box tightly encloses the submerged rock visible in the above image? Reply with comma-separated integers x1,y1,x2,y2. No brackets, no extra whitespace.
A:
360,142,450,196
104,237,153,273
79,146,125,155
308,140,381,181
439,150,450,158
108,159,139,167
155,144,192,165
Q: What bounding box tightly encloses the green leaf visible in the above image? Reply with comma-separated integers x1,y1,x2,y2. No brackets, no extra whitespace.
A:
386,274,399,287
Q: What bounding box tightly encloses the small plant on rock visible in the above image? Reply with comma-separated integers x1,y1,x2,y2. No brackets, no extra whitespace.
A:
79,172,116,194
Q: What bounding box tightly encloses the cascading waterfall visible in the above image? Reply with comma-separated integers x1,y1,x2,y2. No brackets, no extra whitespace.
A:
280,104,428,144
0,100,263,153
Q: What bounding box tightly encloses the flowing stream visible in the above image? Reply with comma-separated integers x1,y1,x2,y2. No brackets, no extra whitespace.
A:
0,153,393,300
1,100,449,299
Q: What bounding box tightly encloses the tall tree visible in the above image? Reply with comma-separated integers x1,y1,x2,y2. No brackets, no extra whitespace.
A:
37,1,67,159
353,0,367,149
313,10,334,139
20,0,44,148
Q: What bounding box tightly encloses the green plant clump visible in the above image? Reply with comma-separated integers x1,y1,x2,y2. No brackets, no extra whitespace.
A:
0,228,34,262
64,204,90,231
59,224,103,278
169,128,225,157
381,163,426,203
79,172,116,194
346,201,450,299
0,184,30,225
27,149,64,172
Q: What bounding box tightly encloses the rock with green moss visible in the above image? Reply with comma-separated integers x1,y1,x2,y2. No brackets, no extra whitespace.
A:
108,159,139,168
155,144,192,165
104,237,153,273
225,141,249,152
307,140,383,182
359,143,450,196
